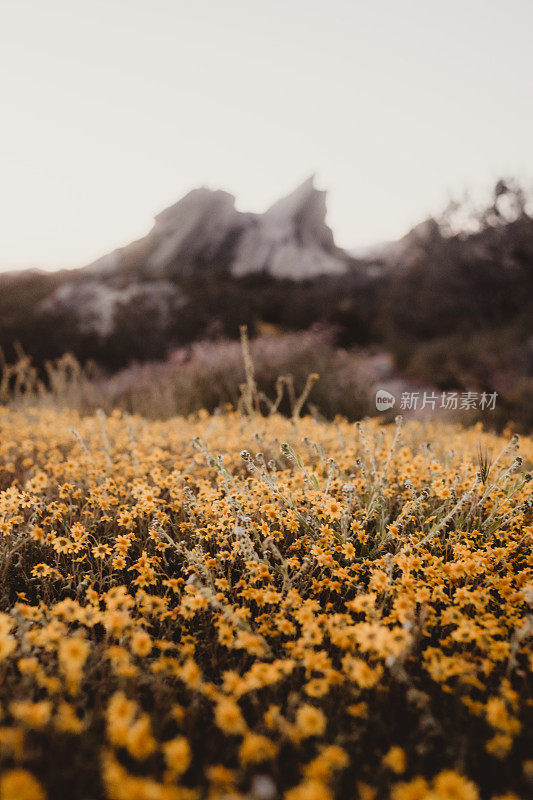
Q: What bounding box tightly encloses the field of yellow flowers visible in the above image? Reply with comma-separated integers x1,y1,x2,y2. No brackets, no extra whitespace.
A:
0,406,531,800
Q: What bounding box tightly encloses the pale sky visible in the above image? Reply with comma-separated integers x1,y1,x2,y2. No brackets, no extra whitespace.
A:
1,0,532,271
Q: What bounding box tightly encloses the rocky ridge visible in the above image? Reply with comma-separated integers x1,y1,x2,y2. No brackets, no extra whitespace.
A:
24,176,351,347
1,176,532,396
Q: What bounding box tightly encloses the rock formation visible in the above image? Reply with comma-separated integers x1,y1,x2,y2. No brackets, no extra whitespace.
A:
0,176,360,366
145,188,249,275
231,176,347,279
39,279,185,337
82,175,348,281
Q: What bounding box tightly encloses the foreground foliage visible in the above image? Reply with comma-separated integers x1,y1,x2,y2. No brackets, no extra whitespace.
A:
0,408,531,799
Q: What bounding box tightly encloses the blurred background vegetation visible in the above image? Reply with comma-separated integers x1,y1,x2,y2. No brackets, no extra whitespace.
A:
1,180,532,430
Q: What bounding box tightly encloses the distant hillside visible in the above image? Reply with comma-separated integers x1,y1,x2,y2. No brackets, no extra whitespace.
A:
1,178,532,411
0,177,375,368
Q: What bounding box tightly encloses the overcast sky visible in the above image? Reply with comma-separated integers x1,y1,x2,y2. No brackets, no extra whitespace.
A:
0,0,531,270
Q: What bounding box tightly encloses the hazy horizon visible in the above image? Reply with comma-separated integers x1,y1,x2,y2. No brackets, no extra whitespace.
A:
1,0,532,272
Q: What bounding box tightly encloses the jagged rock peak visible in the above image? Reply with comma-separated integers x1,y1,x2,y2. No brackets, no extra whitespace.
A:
263,175,320,218
152,187,238,232
84,176,348,281
146,187,249,274
231,175,347,279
